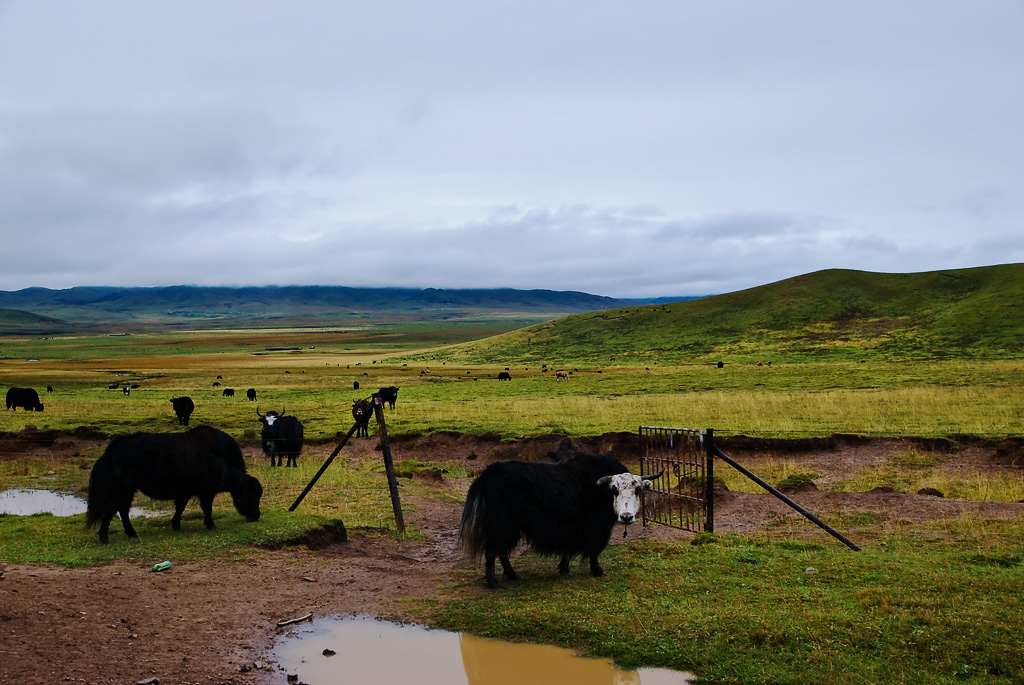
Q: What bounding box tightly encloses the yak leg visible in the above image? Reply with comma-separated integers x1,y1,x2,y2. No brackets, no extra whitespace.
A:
484,554,500,588
171,496,191,530
559,553,573,576
484,553,517,589
288,455,297,467
97,509,118,544
498,553,518,581
199,494,216,529
118,505,138,538
589,554,605,577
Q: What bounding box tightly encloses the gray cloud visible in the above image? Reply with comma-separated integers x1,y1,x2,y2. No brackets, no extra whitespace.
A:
1,1,1022,298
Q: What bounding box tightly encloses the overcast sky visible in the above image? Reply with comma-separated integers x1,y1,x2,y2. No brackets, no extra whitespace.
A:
1,2,1021,298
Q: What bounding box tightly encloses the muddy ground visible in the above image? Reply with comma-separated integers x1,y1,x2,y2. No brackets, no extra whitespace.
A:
1,431,1022,684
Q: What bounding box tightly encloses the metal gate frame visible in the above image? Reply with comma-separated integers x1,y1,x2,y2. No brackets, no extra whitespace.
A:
638,426,713,533
639,425,860,550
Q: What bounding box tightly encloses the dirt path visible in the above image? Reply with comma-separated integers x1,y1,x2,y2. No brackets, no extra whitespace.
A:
1,432,1022,684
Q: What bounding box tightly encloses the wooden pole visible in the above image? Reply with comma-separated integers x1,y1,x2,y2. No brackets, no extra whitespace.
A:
289,422,360,512
713,445,861,551
373,394,406,534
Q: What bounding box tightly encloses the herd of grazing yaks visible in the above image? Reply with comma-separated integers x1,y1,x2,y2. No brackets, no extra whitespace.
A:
78,383,401,550
6,376,661,588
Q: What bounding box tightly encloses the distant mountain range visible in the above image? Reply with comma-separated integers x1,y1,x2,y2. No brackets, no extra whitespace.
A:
0,285,700,333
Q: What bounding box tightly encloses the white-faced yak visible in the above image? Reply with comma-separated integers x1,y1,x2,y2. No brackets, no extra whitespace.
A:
256,407,304,467
459,443,660,588
86,426,263,543
352,398,373,438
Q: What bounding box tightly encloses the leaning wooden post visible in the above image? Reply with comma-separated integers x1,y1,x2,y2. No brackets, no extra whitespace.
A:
289,422,360,511
373,394,406,534
712,444,861,551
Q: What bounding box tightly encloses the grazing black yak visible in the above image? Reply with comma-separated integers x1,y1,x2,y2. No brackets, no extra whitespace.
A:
459,443,661,588
5,387,44,411
85,426,262,543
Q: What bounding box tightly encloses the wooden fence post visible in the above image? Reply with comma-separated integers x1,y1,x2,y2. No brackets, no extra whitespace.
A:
373,394,406,534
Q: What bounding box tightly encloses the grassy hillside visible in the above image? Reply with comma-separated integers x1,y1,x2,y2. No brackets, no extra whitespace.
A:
0,309,68,335
429,264,1024,365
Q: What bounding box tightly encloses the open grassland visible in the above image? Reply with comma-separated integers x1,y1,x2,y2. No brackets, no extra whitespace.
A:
2,328,1023,439
3,320,1024,683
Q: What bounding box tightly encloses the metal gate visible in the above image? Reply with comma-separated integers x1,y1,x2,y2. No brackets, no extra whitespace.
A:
638,426,710,532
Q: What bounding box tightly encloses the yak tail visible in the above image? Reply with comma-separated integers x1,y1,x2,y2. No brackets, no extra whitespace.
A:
84,454,110,529
458,481,487,559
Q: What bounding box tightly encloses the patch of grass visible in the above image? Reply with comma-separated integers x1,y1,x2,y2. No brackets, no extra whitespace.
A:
430,533,1024,683
833,467,1024,503
775,473,820,490
716,458,819,494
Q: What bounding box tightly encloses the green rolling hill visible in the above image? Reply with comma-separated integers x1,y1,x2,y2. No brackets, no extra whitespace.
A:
434,264,1024,365
0,309,68,336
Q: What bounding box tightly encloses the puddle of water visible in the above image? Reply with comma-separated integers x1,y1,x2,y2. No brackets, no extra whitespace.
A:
0,489,162,518
272,616,693,684
0,489,89,516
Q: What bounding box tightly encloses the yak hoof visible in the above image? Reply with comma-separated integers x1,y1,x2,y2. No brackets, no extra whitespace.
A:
590,566,605,577
486,577,501,589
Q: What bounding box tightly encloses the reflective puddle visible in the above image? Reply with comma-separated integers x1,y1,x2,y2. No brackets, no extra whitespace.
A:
0,489,90,516
272,616,693,684
0,489,160,518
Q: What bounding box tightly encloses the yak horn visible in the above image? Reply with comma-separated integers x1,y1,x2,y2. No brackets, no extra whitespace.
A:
642,470,664,481
255,406,264,419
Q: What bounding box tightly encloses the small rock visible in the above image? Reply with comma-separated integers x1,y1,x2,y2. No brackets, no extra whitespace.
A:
287,675,299,683
322,648,336,657
238,664,252,673
805,567,818,574
136,678,160,685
